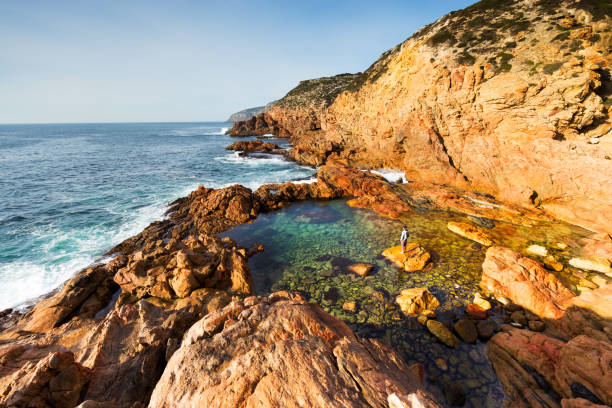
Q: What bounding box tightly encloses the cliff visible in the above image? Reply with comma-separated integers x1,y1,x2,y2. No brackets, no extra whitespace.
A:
226,101,277,122
228,0,612,233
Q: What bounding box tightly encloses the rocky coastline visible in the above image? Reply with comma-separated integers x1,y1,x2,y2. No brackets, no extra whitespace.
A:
2,0,612,407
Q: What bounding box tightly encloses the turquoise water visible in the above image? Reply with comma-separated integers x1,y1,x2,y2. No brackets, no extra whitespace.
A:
0,122,315,310
222,199,592,407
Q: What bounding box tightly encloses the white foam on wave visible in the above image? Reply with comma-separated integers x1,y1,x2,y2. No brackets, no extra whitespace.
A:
292,176,318,184
214,151,288,167
365,168,407,183
0,187,201,311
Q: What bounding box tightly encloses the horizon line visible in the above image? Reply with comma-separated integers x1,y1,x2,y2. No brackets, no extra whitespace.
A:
0,120,234,126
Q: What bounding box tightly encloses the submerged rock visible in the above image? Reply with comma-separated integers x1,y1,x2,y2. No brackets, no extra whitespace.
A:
347,262,375,277
447,222,493,246
426,320,460,348
454,319,478,344
396,288,440,315
382,243,432,272
226,140,280,153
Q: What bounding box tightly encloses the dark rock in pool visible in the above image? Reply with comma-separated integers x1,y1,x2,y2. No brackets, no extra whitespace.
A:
323,287,341,303
454,319,477,344
443,380,466,406
315,254,333,262
468,215,495,229
476,320,496,339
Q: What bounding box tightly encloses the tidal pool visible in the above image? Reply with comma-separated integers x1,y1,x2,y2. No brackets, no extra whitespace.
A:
222,199,592,407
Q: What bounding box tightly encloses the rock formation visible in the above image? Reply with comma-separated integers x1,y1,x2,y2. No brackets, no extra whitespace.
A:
229,0,612,234
148,292,441,408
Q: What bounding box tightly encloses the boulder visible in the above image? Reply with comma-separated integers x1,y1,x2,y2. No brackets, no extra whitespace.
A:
148,292,437,407
426,320,460,348
383,244,432,272
342,301,357,313
476,320,496,339
396,288,440,315
454,319,478,344
480,247,575,319
447,222,493,246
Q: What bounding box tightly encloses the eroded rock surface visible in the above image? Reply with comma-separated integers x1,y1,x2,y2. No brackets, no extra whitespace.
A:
149,292,439,408
480,246,575,319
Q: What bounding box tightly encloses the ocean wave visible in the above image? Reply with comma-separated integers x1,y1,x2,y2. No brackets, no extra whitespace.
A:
365,168,407,183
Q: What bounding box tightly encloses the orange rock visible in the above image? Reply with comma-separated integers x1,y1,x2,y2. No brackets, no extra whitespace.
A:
396,288,440,315
382,244,431,272
347,263,375,277
480,247,575,319
465,303,488,320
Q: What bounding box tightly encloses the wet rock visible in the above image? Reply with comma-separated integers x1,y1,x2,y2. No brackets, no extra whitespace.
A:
473,293,491,311
382,243,432,271
427,320,460,348
447,222,493,246
526,244,548,257
435,358,448,371
454,319,478,344
511,311,528,326
476,321,496,340
149,292,437,407
480,247,575,319
528,320,545,332
561,398,610,408
569,257,611,275
543,255,564,272
417,314,429,325
465,303,487,320
226,140,280,153
388,391,443,408
396,288,440,315
342,301,357,313
442,380,466,406
347,262,374,277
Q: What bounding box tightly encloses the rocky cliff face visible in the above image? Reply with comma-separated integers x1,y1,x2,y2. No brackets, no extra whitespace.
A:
229,0,612,233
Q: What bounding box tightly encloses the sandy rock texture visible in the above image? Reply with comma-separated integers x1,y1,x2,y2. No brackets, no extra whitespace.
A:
148,292,440,408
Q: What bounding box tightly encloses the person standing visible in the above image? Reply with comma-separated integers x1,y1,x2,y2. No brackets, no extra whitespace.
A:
400,226,409,253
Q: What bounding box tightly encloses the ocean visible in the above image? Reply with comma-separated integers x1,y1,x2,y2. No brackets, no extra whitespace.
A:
0,122,315,310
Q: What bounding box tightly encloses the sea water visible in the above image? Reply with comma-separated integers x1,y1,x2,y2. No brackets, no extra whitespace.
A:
0,122,315,310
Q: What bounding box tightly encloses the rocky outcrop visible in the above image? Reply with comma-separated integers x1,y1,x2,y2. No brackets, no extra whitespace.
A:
226,103,275,122
148,292,440,408
225,140,281,154
488,326,612,408
480,246,575,319
231,0,612,233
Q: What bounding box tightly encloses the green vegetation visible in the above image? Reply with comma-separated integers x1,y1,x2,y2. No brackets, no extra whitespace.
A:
530,61,543,75
457,51,477,65
427,29,457,46
505,41,517,48
497,52,514,72
552,32,570,41
591,33,601,42
543,62,564,74
603,97,612,106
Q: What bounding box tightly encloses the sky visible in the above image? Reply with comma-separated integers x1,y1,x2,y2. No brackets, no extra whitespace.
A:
0,0,475,123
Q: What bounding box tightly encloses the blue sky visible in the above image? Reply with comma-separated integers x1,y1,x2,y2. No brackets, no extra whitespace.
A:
0,0,474,123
